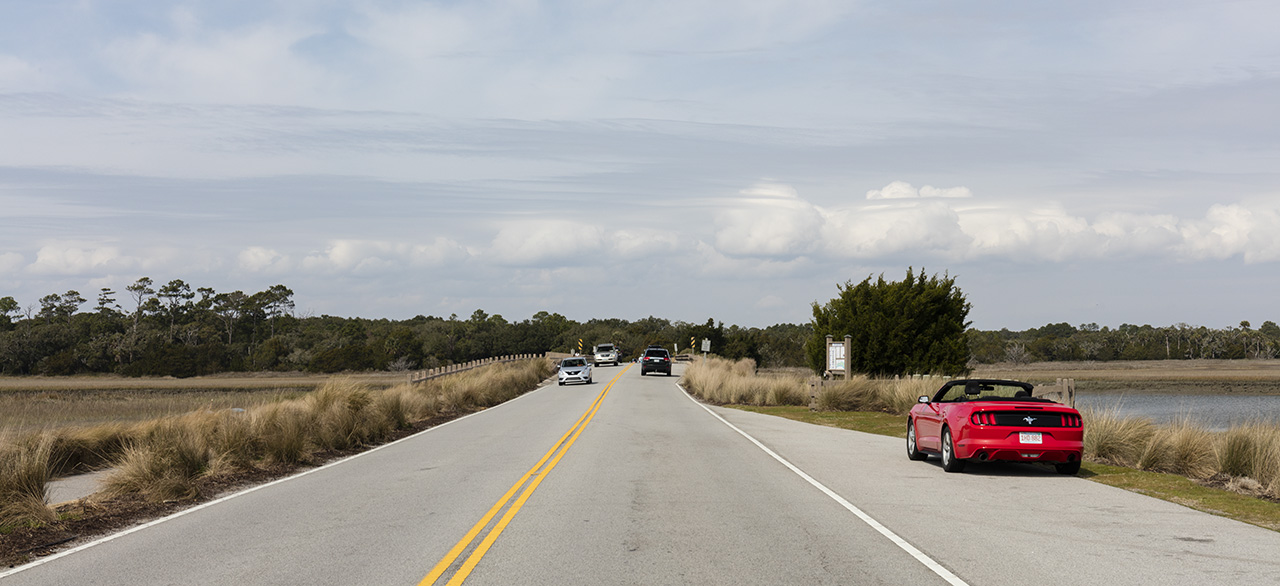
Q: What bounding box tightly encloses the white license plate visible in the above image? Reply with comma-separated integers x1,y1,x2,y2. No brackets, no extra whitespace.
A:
1019,432,1043,444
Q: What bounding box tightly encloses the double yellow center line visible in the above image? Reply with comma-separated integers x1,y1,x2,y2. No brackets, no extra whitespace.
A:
417,364,629,586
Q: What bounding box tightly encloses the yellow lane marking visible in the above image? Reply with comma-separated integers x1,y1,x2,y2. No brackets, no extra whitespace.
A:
418,364,630,586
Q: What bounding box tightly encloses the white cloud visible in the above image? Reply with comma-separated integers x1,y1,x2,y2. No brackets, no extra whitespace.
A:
0,252,23,274
101,17,327,105
608,229,683,259
300,238,469,274
238,246,289,272
486,221,605,267
707,181,1280,267
714,182,824,258
1178,203,1280,263
867,181,973,200
27,243,130,275
919,185,973,199
824,201,971,258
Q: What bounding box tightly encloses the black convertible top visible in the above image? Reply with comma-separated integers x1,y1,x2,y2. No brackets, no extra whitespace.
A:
931,379,1053,403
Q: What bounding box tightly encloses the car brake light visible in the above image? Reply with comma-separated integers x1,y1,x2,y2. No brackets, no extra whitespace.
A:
971,412,996,426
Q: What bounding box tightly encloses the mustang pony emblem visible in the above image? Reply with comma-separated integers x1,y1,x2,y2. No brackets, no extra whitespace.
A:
1023,416,1037,425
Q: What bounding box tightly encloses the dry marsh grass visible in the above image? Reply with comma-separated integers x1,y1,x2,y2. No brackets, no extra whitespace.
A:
681,357,807,407
696,358,1280,500
1083,407,1156,465
0,359,553,529
0,436,56,528
682,357,936,414
1216,422,1280,496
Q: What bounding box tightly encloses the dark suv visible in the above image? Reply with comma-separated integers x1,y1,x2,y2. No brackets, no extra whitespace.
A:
640,346,672,376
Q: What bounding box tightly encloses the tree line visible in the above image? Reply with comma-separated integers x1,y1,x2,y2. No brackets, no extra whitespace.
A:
5,275,1273,378
0,279,811,377
803,268,1280,377
968,320,1280,364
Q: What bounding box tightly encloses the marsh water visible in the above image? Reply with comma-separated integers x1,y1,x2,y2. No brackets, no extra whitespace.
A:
1075,392,1280,431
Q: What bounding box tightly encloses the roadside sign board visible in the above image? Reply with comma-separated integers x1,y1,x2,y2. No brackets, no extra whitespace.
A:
827,342,846,372
701,338,711,353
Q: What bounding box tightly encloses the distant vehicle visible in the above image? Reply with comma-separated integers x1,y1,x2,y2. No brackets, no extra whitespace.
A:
558,357,593,386
907,379,1084,474
593,343,619,366
639,347,672,376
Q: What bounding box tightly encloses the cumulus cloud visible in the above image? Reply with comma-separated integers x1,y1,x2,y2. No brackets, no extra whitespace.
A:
300,238,469,274
710,181,1280,266
823,201,971,259
866,181,973,200
714,183,824,258
1177,203,1280,263
486,221,605,267
609,229,683,259
238,246,289,272
27,243,131,275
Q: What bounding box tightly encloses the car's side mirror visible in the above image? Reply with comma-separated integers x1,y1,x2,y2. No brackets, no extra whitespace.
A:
917,395,930,404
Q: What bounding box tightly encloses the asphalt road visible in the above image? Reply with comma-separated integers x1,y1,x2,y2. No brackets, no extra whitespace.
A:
5,363,1280,585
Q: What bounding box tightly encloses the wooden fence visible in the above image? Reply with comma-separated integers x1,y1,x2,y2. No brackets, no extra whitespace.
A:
1033,378,1076,407
408,353,548,384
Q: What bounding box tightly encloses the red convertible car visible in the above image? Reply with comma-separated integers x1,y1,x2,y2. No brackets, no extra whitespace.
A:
907,379,1084,474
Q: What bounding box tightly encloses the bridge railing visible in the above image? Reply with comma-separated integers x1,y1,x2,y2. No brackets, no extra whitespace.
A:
408,353,548,384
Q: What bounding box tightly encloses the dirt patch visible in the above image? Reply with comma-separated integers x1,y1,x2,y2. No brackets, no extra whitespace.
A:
0,413,459,569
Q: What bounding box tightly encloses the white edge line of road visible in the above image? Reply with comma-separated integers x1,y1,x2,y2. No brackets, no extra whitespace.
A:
0,377,559,580
676,382,970,586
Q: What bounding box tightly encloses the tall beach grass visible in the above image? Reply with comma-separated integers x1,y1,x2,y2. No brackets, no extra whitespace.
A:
689,357,1280,499
0,359,553,529
681,356,935,413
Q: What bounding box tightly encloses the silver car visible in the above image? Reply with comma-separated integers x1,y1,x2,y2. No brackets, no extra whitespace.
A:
558,357,593,386
593,343,619,366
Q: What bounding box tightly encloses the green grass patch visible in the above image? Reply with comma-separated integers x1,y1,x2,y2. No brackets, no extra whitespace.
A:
728,405,907,438
732,405,1280,533
1079,462,1280,531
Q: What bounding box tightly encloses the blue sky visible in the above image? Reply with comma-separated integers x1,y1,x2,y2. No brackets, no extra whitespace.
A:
2,0,1279,330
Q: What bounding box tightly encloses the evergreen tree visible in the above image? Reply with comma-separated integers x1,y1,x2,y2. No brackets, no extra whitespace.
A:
805,268,971,376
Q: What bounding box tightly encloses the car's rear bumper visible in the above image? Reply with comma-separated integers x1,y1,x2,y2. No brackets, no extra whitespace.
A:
956,431,1083,463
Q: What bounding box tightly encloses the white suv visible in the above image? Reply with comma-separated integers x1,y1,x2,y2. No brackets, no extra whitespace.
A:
593,343,619,366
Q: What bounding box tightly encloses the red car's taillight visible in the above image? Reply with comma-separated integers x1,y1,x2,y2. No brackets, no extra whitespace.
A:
1062,414,1082,427
970,412,996,426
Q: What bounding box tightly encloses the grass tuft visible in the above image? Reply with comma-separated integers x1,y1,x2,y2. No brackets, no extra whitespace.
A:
1082,406,1155,466
1137,417,1216,478
104,415,214,501
1,359,556,506
0,435,56,528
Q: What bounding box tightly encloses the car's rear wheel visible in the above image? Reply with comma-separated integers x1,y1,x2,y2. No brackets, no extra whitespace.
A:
1055,461,1081,475
941,428,966,473
907,420,927,461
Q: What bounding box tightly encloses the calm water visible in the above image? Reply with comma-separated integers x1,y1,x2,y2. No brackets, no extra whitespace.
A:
1075,393,1280,431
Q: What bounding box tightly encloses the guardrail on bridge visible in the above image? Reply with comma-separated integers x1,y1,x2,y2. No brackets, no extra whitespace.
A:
408,353,548,384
